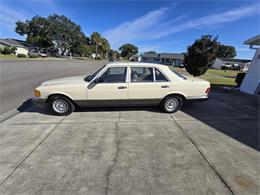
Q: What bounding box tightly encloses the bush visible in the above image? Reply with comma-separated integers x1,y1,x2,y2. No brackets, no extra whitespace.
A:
235,72,246,87
2,47,11,54
221,66,228,70
17,53,27,58
11,46,17,54
0,47,2,54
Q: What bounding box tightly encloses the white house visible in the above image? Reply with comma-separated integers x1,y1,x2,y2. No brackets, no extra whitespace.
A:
0,39,31,56
212,57,251,70
141,52,184,66
240,35,260,95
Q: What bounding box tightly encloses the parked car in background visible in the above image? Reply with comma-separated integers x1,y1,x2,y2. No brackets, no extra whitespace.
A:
28,49,48,58
33,62,210,115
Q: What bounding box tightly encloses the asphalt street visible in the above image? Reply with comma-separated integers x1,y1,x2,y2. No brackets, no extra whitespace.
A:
0,59,105,114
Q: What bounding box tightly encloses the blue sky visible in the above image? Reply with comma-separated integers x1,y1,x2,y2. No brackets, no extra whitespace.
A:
0,0,259,59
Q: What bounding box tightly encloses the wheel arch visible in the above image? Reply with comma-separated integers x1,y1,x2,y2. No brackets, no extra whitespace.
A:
46,93,78,107
161,93,187,103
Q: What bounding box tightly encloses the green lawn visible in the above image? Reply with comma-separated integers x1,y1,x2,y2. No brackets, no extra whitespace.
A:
206,68,241,77
172,67,236,88
0,54,18,59
199,74,236,86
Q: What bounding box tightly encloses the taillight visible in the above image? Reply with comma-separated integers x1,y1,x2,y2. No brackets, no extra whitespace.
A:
205,87,210,94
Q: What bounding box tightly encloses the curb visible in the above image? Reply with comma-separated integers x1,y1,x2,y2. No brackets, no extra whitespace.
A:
0,106,35,123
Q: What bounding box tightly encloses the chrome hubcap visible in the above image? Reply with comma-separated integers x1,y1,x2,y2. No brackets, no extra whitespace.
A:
52,99,69,113
166,98,179,111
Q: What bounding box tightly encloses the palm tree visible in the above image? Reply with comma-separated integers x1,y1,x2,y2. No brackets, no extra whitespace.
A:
100,38,110,58
90,32,101,58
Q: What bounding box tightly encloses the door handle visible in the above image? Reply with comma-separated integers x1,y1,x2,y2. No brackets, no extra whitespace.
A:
118,86,127,89
161,85,169,88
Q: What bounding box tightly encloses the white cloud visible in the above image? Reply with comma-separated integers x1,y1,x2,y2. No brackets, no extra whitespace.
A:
103,7,169,48
104,3,260,49
0,4,30,34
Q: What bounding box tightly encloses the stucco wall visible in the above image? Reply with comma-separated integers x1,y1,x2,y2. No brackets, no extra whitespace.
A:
240,48,260,94
15,47,29,56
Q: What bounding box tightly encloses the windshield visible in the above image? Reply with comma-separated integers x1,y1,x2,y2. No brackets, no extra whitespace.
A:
85,65,105,82
169,67,187,80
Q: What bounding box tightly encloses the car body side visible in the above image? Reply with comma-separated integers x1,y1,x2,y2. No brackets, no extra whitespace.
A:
34,63,210,108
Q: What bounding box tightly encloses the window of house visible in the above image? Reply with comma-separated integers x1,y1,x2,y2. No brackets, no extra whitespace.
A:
131,67,154,82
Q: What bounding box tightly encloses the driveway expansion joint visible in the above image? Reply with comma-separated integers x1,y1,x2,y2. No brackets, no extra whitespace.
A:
0,116,66,186
169,114,235,195
104,122,121,195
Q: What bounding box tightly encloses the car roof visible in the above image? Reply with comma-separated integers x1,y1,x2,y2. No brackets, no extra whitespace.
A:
106,62,169,68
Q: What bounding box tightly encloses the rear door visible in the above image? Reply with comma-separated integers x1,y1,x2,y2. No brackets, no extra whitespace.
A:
128,67,171,102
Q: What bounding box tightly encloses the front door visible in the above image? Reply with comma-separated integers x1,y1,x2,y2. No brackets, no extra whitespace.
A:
87,67,128,101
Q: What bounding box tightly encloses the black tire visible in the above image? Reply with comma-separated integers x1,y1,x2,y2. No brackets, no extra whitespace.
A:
160,95,183,113
49,95,75,116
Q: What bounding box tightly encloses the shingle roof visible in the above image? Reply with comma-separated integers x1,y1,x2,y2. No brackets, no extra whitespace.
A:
0,39,31,48
220,58,251,64
142,52,159,58
159,53,184,60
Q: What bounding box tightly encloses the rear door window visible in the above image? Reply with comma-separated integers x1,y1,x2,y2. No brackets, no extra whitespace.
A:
131,67,154,82
155,68,168,82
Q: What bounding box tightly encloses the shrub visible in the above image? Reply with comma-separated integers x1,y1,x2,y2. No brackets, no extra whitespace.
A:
235,72,246,87
0,47,2,54
11,46,17,54
17,53,27,58
221,66,227,70
2,47,11,54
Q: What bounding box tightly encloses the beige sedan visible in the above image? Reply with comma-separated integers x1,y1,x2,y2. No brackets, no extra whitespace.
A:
33,62,210,115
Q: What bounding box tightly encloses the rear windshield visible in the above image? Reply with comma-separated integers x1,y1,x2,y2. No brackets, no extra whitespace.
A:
169,67,187,80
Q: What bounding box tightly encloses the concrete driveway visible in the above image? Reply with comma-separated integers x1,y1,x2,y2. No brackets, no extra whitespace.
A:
0,91,259,194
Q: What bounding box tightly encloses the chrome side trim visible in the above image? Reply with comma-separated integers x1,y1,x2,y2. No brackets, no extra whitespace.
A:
186,95,208,100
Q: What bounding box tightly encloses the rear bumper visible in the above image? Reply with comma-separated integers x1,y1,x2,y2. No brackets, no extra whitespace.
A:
32,97,47,108
186,95,209,102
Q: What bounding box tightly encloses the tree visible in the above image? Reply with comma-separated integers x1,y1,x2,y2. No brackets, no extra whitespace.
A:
119,43,138,59
47,14,86,55
108,49,120,60
217,44,236,58
100,38,110,58
184,35,219,77
15,16,53,48
15,15,87,54
90,32,101,58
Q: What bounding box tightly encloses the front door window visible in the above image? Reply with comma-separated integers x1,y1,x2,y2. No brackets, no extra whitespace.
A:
99,67,127,83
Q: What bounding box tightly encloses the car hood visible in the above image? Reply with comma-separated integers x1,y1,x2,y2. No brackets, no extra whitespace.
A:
41,75,86,86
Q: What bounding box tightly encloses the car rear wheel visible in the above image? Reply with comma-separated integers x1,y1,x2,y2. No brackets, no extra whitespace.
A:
160,95,183,113
49,96,75,116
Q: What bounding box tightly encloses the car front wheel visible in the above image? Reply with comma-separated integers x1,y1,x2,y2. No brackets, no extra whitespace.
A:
49,96,75,116
160,95,183,113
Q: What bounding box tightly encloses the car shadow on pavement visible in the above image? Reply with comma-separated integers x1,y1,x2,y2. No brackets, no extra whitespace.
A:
180,91,260,151
17,98,162,115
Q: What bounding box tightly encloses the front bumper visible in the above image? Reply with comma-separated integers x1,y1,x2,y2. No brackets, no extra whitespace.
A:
32,97,47,108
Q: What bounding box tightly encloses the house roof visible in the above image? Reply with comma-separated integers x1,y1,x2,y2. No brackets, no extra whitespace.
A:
142,52,159,58
244,35,260,46
159,53,184,60
0,39,31,48
220,58,251,64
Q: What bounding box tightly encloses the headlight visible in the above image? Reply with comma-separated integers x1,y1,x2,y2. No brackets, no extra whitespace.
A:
34,90,41,97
